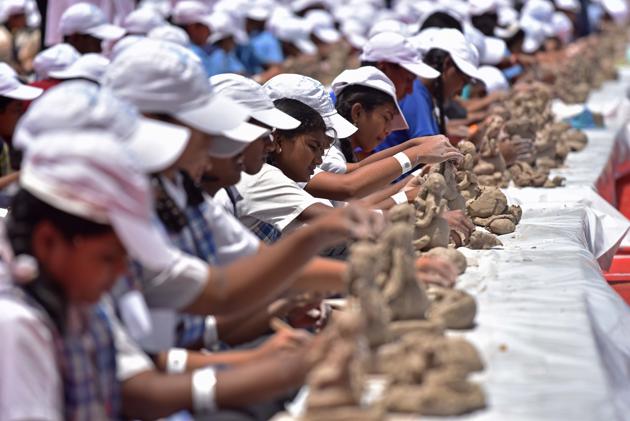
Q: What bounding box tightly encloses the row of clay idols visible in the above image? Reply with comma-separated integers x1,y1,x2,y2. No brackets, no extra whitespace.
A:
302,218,485,420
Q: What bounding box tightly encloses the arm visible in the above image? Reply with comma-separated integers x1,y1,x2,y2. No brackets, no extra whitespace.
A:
372,188,418,211
359,176,412,207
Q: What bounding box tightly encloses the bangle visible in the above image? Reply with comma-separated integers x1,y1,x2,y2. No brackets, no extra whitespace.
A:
203,316,219,350
166,348,188,374
192,367,218,414
393,152,413,174
390,191,408,205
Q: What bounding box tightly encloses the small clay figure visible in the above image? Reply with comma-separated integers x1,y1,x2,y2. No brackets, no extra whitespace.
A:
412,174,451,251
563,127,588,152
455,141,481,202
466,187,522,235
474,129,511,188
424,247,467,275
467,229,503,249
509,161,565,188
433,161,466,211
426,286,477,329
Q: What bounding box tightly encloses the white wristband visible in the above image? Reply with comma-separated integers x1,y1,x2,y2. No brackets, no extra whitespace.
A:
393,152,413,174
192,367,218,414
390,191,408,205
166,348,188,374
203,316,219,350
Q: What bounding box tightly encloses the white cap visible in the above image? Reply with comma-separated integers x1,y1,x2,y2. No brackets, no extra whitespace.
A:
60,2,126,40
0,0,26,23
427,29,482,80
340,19,368,49
48,53,109,83
147,24,190,46
367,19,409,38
469,0,497,15
172,0,212,27
103,39,267,157
360,32,440,80
291,0,328,13
0,62,17,78
554,0,581,12
0,70,42,100
246,5,272,21
482,36,507,65
207,11,248,44
32,43,80,80
331,66,409,132
123,7,166,35
20,131,176,272
600,0,629,23
263,73,358,139
305,9,341,44
476,65,509,93
552,12,573,44
521,0,555,37
13,81,190,173
274,18,318,55
210,73,300,130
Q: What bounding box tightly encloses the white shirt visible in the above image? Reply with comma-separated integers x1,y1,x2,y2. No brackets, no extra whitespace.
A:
234,163,333,234
0,285,64,421
318,143,348,175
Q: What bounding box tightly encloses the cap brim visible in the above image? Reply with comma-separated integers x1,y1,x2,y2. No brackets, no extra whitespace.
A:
325,112,357,139
208,32,231,44
126,117,191,173
452,55,482,80
1,83,43,100
314,27,341,44
251,107,301,130
111,211,177,271
400,61,440,79
391,104,409,132
346,33,367,49
174,93,251,137
86,24,126,41
48,68,100,82
494,23,520,39
522,36,541,53
294,39,317,55
482,37,507,65
208,124,270,158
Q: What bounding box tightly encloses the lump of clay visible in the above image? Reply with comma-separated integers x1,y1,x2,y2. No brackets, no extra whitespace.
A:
304,309,383,420
427,286,477,329
563,127,588,152
509,161,565,188
466,187,522,235
385,368,486,416
424,247,467,275
412,174,451,252
402,334,484,374
468,230,503,249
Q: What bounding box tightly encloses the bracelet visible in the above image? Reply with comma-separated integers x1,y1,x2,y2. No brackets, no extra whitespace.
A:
192,367,218,414
203,316,219,350
393,152,413,175
390,191,408,205
166,348,188,374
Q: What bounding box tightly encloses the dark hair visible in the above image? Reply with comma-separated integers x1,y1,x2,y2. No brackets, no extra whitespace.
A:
506,28,525,51
471,12,498,36
272,98,326,139
6,189,113,256
423,48,451,134
420,12,463,32
0,95,15,112
335,84,395,163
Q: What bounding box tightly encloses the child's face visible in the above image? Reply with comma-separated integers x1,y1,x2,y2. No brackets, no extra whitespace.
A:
35,223,128,304
353,102,396,152
243,134,276,175
275,130,328,182
172,126,213,182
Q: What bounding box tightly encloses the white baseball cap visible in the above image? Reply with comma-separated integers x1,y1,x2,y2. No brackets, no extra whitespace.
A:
20,131,177,272
123,7,166,35
367,19,409,38
210,73,300,130
331,66,409,132
552,11,573,44
172,0,212,27
427,29,482,81
469,0,497,16
555,0,581,12
360,32,440,80
33,43,80,80
340,19,368,49
482,36,507,65
274,18,318,55
147,24,190,46
0,0,26,23
521,0,555,37
60,2,126,40
476,65,508,93
48,53,110,83
305,9,341,44
103,39,267,157
263,73,358,139
600,0,629,23
13,81,191,173
207,11,248,44
0,70,42,100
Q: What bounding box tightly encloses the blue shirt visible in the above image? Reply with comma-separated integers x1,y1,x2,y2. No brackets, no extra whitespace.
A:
237,30,284,75
207,48,246,76
188,43,216,76
374,79,439,152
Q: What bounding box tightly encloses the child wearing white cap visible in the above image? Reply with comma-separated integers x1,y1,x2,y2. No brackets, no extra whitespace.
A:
59,2,126,54
238,6,285,81
302,66,462,210
0,0,40,75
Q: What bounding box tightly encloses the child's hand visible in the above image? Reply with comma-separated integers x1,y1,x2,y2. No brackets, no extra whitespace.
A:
415,255,458,288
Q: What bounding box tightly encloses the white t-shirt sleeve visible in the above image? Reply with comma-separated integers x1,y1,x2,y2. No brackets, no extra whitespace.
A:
236,164,333,232
203,195,261,265
0,299,63,421
213,189,235,215
318,144,348,174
